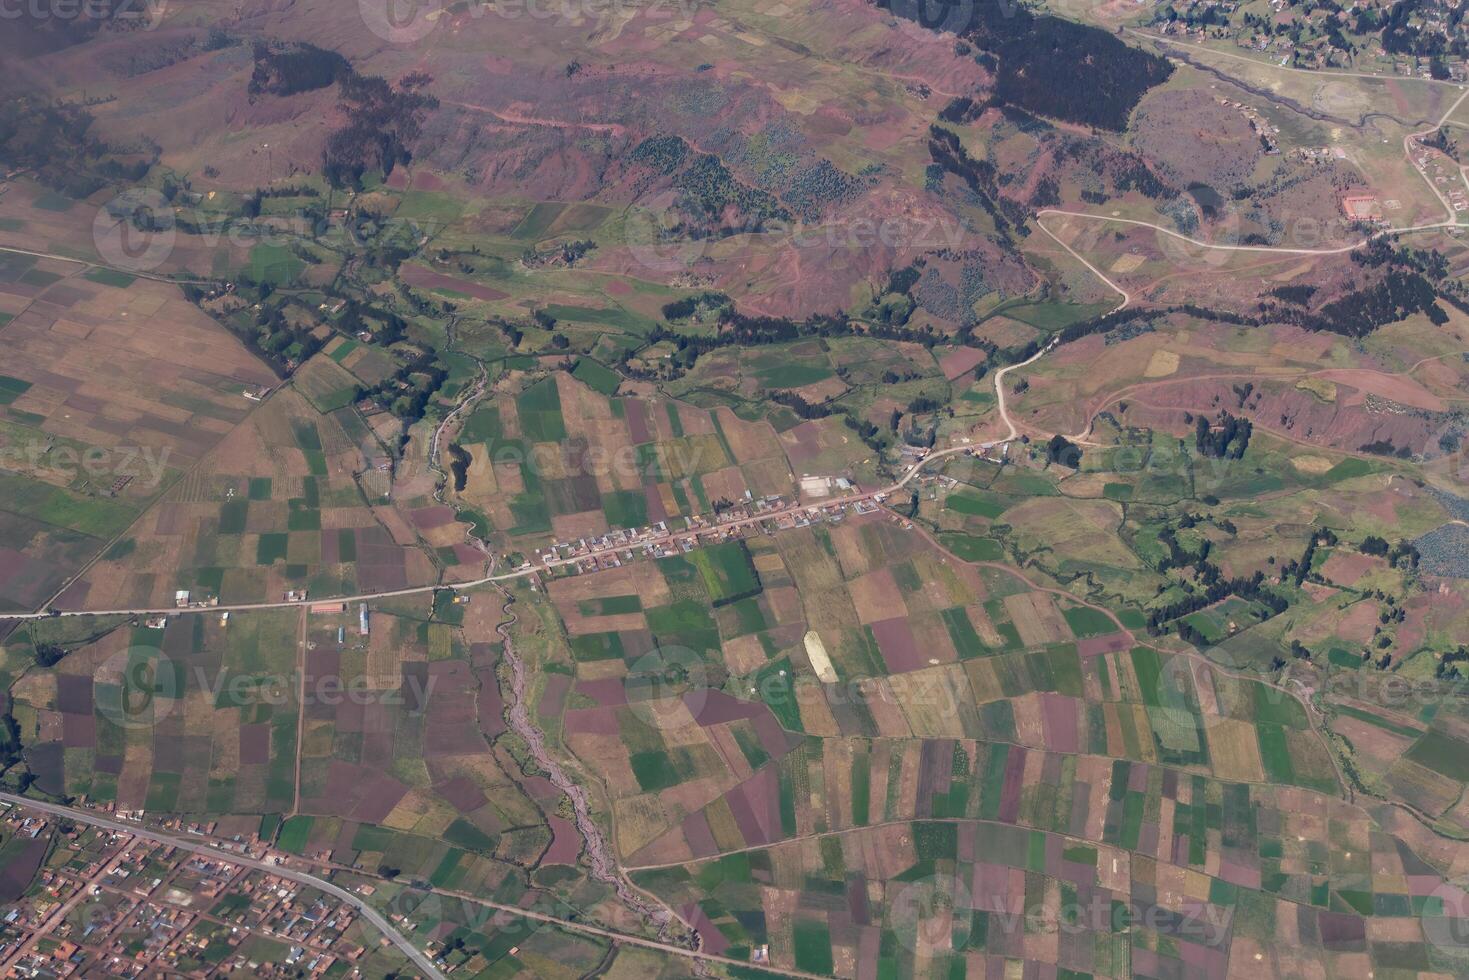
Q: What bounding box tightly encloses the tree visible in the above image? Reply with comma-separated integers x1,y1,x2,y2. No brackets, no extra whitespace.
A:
1045,434,1082,468
33,643,66,668
1359,535,1389,556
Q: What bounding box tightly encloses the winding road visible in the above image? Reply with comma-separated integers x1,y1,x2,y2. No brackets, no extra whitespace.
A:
4,43,1467,971
1031,76,1469,264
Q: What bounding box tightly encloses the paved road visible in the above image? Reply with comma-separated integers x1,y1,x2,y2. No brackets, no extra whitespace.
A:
0,244,217,287
0,793,829,979
0,442,994,622
0,793,447,980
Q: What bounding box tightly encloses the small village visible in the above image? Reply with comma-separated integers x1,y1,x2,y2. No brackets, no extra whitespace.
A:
1150,3,1469,81
529,443,1004,579
0,803,385,978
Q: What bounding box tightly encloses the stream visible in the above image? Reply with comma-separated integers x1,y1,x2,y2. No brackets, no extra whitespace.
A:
423,333,700,954
490,585,698,951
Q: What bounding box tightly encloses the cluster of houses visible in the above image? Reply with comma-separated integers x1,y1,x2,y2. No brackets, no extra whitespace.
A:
1152,8,1468,82
1216,97,1281,154
533,489,887,576
1408,138,1469,215
0,805,373,979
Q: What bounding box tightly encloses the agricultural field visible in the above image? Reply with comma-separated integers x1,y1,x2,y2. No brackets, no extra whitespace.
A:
56,384,442,610
0,256,277,612
521,506,1469,975
535,510,1342,867
6,0,1469,975
445,370,811,547
630,768,1469,978
4,609,305,813
0,594,614,932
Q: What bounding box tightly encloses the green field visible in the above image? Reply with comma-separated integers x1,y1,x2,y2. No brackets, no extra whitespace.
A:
1406,730,1469,782
939,532,1004,562
946,490,1008,519
82,267,136,287
572,357,622,395
690,541,762,606
517,378,567,442
248,244,305,286
545,304,651,334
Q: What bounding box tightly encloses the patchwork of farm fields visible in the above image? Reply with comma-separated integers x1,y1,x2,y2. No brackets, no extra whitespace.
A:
528,501,1469,976
518,410,1469,977
2,291,1468,979
0,262,277,611
446,371,808,546
56,386,443,611
10,0,1469,975
1,597,572,910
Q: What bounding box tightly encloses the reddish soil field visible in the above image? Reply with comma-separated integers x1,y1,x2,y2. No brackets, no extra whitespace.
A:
997,746,1027,824
643,482,668,523
351,774,411,824
574,678,628,707
53,580,90,611
869,616,924,673
972,862,1025,916
239,724,271,765
681,810,719,859
939,346,987,381
61,713,95,748
1040,693,1081,753
0,551,72,609
685,690,766,725
1321,551,1383,588
915,739,954,817
623,399,653,445
356,560,409,593
433,776,488,813
55,676,92,714
543,815,582,865
1317,911,1367,947
683,905,730,956
724,766,781,846
564,706,620,736
423,662,486,755
781,421,825,468
1077,632,1132,658
399,264,509,302
410,505,459,530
